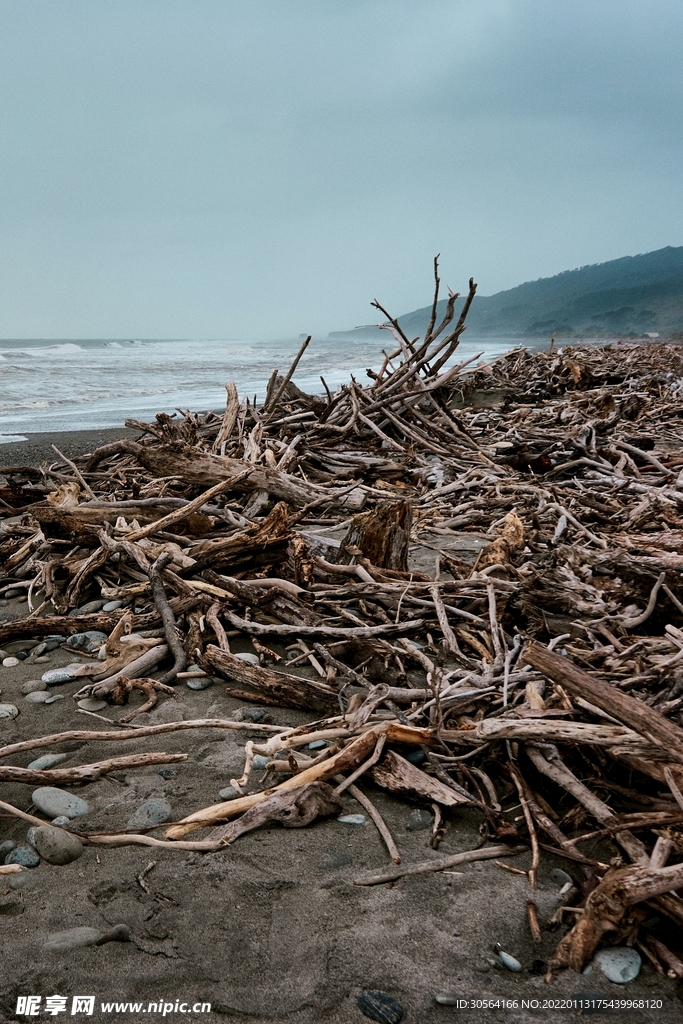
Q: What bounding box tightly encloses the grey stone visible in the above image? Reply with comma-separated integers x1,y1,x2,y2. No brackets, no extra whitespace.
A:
356,991,404,1024
44,694,65,704
550,868,574,888
32,787,90,820
31,825,84,865
3,639,35,654
406,808,432,831
42,664,89,685
252,754,270,770
234,652,260,666
239,706,270,723
77,698,108,711
5,845,40,868
27,752,69,771
498,951,523,972
218,786,238,800
24,691,51,704
43,926,103,952
186,677,213,690
337,814,366,825
9,872,38,890
3,589,21,599
65,630,108,653
102,600,123,612
75,600,106,614
157,767,177,779
1,657,19,667
405,749,426,765
21,680,47,695
593,947,641,984
308,740,327,750
0,703,19,719
0,840,16,857
34,656,51,664
126,797,172,830
51,816,70,826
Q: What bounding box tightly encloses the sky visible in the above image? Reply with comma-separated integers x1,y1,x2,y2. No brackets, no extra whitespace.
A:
1,0,682,339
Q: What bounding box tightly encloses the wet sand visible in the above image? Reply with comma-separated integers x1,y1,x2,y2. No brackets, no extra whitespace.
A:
0,427,141,469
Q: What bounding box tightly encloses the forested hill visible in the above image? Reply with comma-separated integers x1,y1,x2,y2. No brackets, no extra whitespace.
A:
330,246,683,339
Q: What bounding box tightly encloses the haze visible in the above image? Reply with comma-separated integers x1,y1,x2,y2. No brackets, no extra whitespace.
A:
1,0,682,339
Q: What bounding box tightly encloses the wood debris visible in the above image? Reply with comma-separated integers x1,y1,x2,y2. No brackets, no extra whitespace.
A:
2,260,683,979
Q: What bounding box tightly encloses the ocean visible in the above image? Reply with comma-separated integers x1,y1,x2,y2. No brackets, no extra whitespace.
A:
0,334,532,441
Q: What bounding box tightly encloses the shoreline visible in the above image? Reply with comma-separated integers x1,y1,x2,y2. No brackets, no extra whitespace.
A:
0,426,140,468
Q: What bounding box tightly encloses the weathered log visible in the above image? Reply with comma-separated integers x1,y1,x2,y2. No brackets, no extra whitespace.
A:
340,499,412,571
0,752,186,785
370,750,470,807
202,644,337,714
522,641,683,765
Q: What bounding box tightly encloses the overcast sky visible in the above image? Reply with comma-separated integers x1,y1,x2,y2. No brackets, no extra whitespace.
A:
1,0,682,338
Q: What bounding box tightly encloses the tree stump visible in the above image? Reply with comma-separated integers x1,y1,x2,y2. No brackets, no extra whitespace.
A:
340,500,412,572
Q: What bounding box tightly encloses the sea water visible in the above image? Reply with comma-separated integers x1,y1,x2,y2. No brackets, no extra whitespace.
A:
0,334,529,439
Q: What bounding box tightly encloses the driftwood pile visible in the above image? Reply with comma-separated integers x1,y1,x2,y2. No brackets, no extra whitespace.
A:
2,263,683,980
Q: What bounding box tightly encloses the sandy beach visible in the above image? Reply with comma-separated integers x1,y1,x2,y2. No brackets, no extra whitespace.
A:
0,427,141,469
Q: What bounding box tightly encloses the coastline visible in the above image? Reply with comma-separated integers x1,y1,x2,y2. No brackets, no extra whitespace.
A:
0,426,140,468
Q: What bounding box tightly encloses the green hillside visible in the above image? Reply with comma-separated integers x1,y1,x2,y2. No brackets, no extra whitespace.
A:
330,246,683,339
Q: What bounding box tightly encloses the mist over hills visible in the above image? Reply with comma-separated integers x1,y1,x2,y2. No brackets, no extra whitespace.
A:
330,246,683,340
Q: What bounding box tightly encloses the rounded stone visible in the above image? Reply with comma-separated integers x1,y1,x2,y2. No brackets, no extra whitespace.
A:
21,680,47,695
5,845,40,868
0,840,16,857
156,767,177,780
73,600,106,615
240,706,270,723
252,754,270,770
65,630,108,653
77,698,108,711
0,704,19,719
218,786,238,800
594,947,641,984
308,740,327,750
498,950,523,972
102,600,123,612
550,868,574,888
126,797,172,830
405,749,426,765
27,753,69,771
25,691,51,704
31,825,84,865
337,813,366,825
406,808,432,831
234,652,260,666
51,816,71,826
2,657,19,667
31,787,90,820
44,694,66,704
186,677,213,690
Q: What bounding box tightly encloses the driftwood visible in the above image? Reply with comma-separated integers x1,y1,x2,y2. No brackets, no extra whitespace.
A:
4,262,683,979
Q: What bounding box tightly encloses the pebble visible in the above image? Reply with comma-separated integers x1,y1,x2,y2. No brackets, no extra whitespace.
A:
2,657,19,667
240,706,271,723
10,872,38,890
32,787,90,820
0,704,19,719
234,652,260,666
77,698,108,711
34,656,51,664
32,825,84,865
0,840,16,857
27,753,69,771
550,868,574,888
406,808,432,831
42,664,89,685
497,950,523,972
102,600,123,612
157,768,177,780
3,639,35,654
45,694,65,704
5,845,40,868
435,995,460,1006
219,786,238,800
65,630,108,653
592,947,641,984
21,680,47,695
356,991,404,1024
51,816,71,826
126,797,172,830
38,638,64,653
308,740,327,750
15,651,28,661
186,677,213,690
75,600,106,614
405,750,426,765
337,814,366,825
25,691,51,704
252,754,270,770
3,588,21,599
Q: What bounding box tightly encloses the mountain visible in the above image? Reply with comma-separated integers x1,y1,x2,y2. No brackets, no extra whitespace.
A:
330,246,683,339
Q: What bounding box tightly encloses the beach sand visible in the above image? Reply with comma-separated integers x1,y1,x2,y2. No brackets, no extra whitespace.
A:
0,427,141,468
0,433,681,1022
